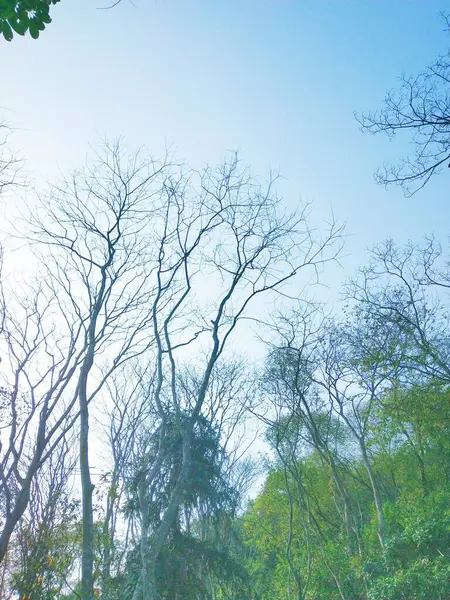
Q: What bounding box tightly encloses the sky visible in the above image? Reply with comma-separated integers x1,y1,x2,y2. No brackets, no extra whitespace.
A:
1,0,449,300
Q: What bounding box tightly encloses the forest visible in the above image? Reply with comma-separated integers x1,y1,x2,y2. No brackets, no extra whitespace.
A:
1,3,450,600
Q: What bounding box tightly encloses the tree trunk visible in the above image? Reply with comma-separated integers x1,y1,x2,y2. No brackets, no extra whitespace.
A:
135,430,193,600
359,441,385,547
138,481,150,600
0,483,30,563
298,399,357,556
101,476,118,596
79,266,108,599
80,373,95,600
0,425,46,564
401,426,427,494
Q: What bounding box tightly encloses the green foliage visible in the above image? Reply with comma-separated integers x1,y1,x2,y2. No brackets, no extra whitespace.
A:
157,531,250,599
12,502,80,600
109,519,250,600
0,0,60,40
126,413,238,522
242,382,450,600
368,487,450,600
116,413,247,599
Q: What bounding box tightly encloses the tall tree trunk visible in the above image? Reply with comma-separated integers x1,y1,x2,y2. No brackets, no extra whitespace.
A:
359,441,385,547
401,426,427,494
101,481,117,597
281,464,304,600
138,481,150,600
80,365,95,600
79,265,108,600
145,556,158,600
0,422,46,563
135,430,193,600
0,485,30,563
298,398,357,556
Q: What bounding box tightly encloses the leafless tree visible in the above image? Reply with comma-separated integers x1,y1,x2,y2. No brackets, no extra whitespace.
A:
109,153,342,600
356,13,450,195
347,237,450,385
98,364,154,596
2,140,341,599
24,140,172,600
11,437,78,599
0,273,86,564
0,121,21,200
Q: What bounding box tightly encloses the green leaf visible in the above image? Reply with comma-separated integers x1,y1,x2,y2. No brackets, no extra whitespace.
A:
1,20,13,41
0,6,17,20
40,12,52,24
0,1,59,40
29,20,40,38
9,16,29,35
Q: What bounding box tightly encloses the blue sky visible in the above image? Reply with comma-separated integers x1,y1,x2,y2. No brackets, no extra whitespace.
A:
2,0,449,298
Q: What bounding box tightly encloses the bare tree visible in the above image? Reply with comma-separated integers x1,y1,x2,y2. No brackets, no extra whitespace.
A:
99,364,154,597
0,121,21,199
25,140,171,600
11,437,78,600
356,13,450,195
0,273,86,564
347,237,450,385
116,155,342,600
2,141,340,598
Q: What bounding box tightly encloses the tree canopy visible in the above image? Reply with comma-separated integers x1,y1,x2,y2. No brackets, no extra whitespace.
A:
0,0,60,40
